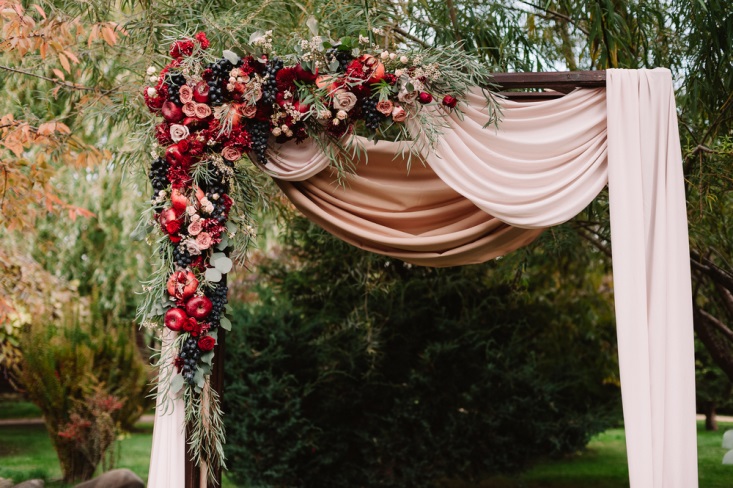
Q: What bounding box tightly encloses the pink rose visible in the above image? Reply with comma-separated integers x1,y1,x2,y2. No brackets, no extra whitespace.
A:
195,103,212,119
332,90,357,112
184,239,201,256
222,146,242,161
376,100,394,116
188,220,203,236
179,85,193,104
169,124,190,142
182,102,197,117
391,105,407,123
196,232,212,250
240,104,257,119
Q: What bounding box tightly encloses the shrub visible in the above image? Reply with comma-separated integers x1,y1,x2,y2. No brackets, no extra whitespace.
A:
19,309,149,483
223,222,620,487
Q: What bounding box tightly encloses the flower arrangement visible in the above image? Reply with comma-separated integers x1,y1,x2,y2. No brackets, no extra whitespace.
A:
138,26,498,479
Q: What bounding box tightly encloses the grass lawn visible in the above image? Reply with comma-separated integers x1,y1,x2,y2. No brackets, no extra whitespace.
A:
0,402,730,488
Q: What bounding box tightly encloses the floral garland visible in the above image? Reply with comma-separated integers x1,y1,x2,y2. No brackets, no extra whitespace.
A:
139,27,497,479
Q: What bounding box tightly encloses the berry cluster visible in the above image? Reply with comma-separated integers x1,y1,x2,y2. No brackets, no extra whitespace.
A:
206,59,234,106
205,282,228,326
326,48,354,72
149,157,169,198
179,335,202,384
173,245,193,268
248,120,270,164
262,57,284,104
362,97,384,130
166,73,187,106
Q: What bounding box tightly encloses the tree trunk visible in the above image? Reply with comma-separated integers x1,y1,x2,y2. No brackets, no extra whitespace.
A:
704,401,718,431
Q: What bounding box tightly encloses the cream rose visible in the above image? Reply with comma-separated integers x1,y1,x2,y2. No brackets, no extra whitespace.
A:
332,90,357,112
240,104,257,118
183,102,197,117
391,105,407,122
179,85,193,104
184,239,202,256
376,100,394,116
188,220,203,236
170,124,190,142
222,146,242,162
195,103,212,119
196,232,212,250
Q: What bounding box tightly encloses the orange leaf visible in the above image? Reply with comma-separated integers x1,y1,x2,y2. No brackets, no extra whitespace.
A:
101,25,117,46
88,25,99,47
37,122,54,136
2,140,23,157
55,122,71,134
52,86,61,98
52,68,65,81
32,4,46,19
58,52,70,73
39,41,47,58
63,49,79,64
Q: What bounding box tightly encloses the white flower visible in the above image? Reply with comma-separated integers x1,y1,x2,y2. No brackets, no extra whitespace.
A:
318,109,332,120
284,129,293,137
390,53,397,60
229,76,236,83
359,35,370,44
332,90,358,112
395,69,405,77
336,110,347,120
281,124,289,132
146,87,158,98
170,124,190,142
380,51,389,60
400,55,409,64
186,206,197,216
149,75,159,83
332,118,340,126
146,66,157,75
272,127,282,136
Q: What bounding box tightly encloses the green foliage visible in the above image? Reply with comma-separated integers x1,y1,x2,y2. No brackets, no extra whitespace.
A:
18,309,149,482
223,219,620,487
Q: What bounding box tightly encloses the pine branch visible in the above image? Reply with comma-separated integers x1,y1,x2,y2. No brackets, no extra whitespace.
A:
516,0,590,36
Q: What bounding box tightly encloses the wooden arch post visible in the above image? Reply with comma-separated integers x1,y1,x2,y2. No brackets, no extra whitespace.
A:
182,69,607,488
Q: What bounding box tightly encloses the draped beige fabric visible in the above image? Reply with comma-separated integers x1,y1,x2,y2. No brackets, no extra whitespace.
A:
257,68,698,488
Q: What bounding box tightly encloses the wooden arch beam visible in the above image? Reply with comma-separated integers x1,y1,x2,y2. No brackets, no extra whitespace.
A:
495,70,607,101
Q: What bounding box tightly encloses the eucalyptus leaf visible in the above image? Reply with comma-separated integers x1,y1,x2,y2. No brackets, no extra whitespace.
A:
226,221,238,235
212,255,233,274
194,368,205,389
201,350,215,366
222,50,241,64
225,304,233,314
306,16,319,36
170,374,185,395
329,59,340,72
205,268,222,282
216,235,229,251
220,316,232,331
131,222,153,241
199,363,212,375
249,30,264,45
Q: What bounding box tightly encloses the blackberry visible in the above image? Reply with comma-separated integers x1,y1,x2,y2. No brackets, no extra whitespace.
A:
149,157,169,199
172,245,193,268
326,48,353,72
167,84,181,105
248,120,270,164
206,58,234,106
262,57,283,105
362,97,384,131
179,335,201,385
205,282,228,327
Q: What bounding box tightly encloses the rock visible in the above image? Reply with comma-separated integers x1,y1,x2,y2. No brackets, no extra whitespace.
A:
74,469,144,488
723,429,733,449
0,478,13,488
724,449,733,465
13,480,44,488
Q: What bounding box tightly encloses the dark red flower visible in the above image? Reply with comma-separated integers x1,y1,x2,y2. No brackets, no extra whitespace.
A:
194,32,210,49
383,73,397,85
346,59,365,79
170,39,195,59
276,67,298,93
442,95,458,108
144,86,166,111
155,123,173,145
174,356,184,373
198,335,216,351
418,92,433,104
182,317,199,334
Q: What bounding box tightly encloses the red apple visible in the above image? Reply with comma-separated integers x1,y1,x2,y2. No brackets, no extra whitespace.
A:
167,271,199,300
193,81,210,103
161,101,184,122
171,188,189,211
186,296,213,319
294,63,318,83
164,307,188,331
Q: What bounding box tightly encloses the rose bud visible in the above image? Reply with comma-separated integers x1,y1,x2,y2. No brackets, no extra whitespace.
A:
442,95,458,108
418,92,433,104
198,335,216,352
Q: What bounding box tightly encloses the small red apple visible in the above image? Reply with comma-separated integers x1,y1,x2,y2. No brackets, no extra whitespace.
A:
161,101,184,122
186,296,213,319
193,81,210,103
167,270,199,300
294,63,318,83
164,308,188,331
171,188,189,211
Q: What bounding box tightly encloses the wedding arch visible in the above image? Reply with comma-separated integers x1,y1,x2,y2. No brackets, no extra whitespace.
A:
140,33,697,488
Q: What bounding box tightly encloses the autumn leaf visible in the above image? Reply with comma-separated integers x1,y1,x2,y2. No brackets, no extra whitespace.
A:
58,52,70,72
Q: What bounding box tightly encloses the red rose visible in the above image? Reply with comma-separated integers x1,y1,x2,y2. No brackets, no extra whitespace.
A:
442,95,458,108
182,317,199,334
170,39,195,59
198,335,216,351
418,92,433,104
